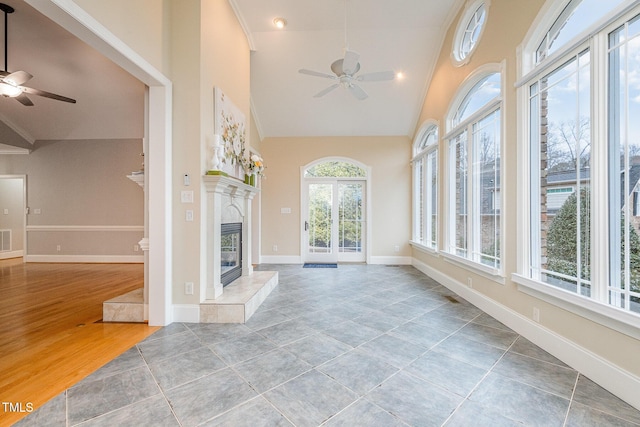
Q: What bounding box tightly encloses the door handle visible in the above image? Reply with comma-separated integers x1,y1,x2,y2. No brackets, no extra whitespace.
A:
304,221,309,231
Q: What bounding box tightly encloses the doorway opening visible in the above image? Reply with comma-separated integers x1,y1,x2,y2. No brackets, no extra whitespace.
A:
301,158,371,264
0,175,25,260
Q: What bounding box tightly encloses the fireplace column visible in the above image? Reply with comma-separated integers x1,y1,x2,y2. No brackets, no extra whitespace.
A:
203,175,259,300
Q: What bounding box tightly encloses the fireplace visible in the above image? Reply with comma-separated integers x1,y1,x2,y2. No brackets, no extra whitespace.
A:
221,222,242,286
201,174,278,323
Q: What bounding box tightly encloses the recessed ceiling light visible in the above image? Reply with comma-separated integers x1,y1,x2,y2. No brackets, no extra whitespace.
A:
273,17,287,29
396,72,405,80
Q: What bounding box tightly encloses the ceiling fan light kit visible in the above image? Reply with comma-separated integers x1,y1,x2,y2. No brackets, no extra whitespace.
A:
0,2,76,106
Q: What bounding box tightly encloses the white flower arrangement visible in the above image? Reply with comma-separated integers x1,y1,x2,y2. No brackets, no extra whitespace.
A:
243,153,265,177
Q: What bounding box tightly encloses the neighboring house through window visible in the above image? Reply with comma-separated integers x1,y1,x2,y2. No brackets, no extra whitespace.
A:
516,0,640,327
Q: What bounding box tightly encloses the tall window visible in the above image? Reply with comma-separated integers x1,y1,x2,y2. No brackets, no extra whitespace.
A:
521,0,640,317
608,14,640,312
413,123,438,249
446,71,502,271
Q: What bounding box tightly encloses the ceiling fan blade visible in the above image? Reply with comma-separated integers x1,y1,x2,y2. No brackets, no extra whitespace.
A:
299,69,337,79
5,71,33,86
14,93,33,106
357,70,396,82
342,50,359,75
314,83,340,98
348,84,368,100
22,86,76,104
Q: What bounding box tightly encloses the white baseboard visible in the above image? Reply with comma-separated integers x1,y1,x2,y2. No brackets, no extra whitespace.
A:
412,257,640,411
172,304,200,323
260,255,302,264
24,255,144,263
370,256,412,265
0,250,23,260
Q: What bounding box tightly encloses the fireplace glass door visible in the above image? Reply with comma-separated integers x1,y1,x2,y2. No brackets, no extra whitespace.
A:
221,222,242,286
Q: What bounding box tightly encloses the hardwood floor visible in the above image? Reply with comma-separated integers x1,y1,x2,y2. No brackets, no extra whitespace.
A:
0,259,160,427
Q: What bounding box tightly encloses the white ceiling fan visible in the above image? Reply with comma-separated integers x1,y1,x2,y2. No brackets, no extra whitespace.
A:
298,0,395,100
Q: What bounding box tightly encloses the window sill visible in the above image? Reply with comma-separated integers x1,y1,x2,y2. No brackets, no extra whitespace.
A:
512,273,640,340
410,240,438,256
441,252,505,285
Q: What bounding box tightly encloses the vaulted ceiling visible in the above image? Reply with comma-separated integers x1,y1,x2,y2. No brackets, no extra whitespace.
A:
0,0,463,154
232,0,462,138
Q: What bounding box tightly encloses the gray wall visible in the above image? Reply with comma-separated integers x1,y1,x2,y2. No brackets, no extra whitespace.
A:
0,139,144,260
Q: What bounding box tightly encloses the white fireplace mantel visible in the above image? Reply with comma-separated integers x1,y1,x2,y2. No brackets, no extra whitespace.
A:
203,174,259,300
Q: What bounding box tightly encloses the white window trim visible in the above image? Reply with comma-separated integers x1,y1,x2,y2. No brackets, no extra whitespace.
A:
442,251,505,284
451,0,491,67
513,274,640,340
516,0,637,84
412,120,439,250
444,62,506,276
410,240,438,256
515,0,640,336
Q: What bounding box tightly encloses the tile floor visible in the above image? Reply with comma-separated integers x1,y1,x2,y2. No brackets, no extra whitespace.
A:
15,264,640,427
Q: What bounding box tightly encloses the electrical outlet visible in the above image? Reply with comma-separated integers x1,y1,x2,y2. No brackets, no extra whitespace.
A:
134,244,140,252
186,210,194,222
56,245,61,252
394,245,400,252
3,208,8,215
533,307,540,323
185,282,194,295
272,245,278,252
34,208,41,214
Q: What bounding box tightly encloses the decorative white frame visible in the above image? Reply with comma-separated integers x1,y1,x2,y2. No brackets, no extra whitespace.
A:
214,86,246,180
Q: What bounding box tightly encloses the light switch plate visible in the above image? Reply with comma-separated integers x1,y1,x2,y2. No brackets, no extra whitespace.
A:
181,190,194,203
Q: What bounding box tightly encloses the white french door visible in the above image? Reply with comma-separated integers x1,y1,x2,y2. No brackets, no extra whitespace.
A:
304,180,366,263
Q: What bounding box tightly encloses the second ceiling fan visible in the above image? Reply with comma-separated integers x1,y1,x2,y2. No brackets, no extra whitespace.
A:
298,0,395,100
0,2,76,106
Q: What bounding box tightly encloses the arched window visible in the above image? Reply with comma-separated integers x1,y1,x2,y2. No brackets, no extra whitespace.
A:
452,0,489,66
535,0,625,62
304,160,366,178
412,122,439,249
446,67,502,272
452,73,500,126
517,0,640,322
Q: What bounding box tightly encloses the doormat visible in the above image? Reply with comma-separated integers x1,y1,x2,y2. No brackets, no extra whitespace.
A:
303,263,338,268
